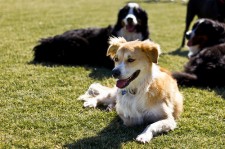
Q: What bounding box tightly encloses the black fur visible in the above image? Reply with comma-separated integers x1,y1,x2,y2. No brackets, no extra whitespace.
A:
180,0,225,48
32,3,149,69
33,26,114,68
173,19,225,87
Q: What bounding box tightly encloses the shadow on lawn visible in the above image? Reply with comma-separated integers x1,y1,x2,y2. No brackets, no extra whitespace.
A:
29,61,112,80
201,87,225,100
88,67,112,80
178,84,225,100
164,48,189,58
212,87,225,99
64,116,144,149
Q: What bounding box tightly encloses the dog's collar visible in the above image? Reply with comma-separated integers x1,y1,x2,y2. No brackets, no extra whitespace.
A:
121,90,127,95
121,88,137,95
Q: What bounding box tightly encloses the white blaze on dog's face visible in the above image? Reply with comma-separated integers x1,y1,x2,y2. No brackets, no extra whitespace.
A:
107,37,160,89
123,3,139,27
186,19,208,58
115,2,148,41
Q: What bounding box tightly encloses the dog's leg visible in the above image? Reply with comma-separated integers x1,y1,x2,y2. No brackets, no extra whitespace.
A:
172,72,198,86
79,83,117,108
136,117,176,143
180,1,195,48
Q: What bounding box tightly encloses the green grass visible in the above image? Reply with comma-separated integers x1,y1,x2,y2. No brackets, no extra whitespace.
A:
0,0,224,148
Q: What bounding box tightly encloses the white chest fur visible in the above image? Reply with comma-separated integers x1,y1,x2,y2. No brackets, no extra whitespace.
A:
188,45,200,58
116,89,145,117
115,88,164,126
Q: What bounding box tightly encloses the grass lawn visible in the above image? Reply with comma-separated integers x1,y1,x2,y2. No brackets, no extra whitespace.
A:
0,0,224,148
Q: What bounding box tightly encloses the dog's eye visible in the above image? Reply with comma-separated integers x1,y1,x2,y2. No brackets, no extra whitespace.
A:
114,57,119,62
127,58,135,63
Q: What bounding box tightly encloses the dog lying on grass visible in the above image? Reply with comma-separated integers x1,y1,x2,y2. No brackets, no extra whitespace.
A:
79,37,183,143
32,3,149,69
173,19,225,87
180,0,225,48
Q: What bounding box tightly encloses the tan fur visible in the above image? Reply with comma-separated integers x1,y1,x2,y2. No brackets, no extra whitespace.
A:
79,37,183,143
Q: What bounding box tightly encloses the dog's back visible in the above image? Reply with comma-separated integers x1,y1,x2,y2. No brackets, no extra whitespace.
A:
33,26,114,68
173,44,225,87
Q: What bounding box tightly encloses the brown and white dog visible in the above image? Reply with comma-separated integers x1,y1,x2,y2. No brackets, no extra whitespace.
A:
79,37,183,143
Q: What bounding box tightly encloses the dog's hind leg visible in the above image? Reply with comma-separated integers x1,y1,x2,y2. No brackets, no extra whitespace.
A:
172,72,198,86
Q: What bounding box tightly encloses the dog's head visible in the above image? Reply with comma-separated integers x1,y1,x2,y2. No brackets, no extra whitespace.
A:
107,37,160,89
186,18,225,57
116,3,148,33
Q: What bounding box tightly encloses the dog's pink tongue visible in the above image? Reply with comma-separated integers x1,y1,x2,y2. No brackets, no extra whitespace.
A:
126,25,135,32
116,79,128,89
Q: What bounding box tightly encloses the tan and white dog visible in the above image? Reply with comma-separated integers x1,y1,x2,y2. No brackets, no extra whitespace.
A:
79,37,183,143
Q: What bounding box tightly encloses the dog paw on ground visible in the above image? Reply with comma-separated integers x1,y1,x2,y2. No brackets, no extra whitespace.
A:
136,133,153,143
83,98,98,108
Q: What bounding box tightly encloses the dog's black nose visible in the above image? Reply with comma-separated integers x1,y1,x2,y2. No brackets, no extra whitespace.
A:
112,69,121,78
127,17,133,24
185,30,192,40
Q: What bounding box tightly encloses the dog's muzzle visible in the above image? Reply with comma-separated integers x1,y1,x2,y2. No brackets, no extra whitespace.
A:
125,14,137,25
113,69,141,89
127,17,134,25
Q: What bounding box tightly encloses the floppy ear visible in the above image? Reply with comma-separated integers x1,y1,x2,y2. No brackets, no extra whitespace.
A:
141,40,161,64
106,37,127,58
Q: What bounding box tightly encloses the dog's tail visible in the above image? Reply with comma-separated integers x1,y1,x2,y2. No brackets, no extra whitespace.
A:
172,72,198,87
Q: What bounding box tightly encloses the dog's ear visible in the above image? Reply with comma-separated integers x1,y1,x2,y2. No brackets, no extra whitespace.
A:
107,37,127,58
141,40,161,64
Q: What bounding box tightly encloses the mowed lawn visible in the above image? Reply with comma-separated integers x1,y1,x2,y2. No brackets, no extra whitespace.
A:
0,0,224,148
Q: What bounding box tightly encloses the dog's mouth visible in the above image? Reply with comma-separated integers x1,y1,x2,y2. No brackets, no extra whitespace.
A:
187,38,194,47
187,36,208,47
116,70,140,89
126,24,136,32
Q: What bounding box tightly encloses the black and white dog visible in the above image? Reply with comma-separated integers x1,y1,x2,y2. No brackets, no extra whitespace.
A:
112,3,149,41
173,19,225,87
33,3,149,69
180,0,225,48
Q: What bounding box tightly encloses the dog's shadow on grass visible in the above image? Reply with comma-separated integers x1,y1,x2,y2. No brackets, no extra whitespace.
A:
29,61,112,80
63,116,144,149
88,67,112,80
179,85,225,100
205,87,225,100
213,87,225,99
164,48,189,57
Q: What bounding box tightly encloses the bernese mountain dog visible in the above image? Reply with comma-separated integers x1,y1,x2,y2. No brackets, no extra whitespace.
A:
32,2,149,69
180,0,225,48
173,18,225,87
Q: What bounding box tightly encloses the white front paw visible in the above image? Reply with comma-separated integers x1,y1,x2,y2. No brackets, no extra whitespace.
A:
78,94,89,101
136,133,153,143
83,99,97,108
